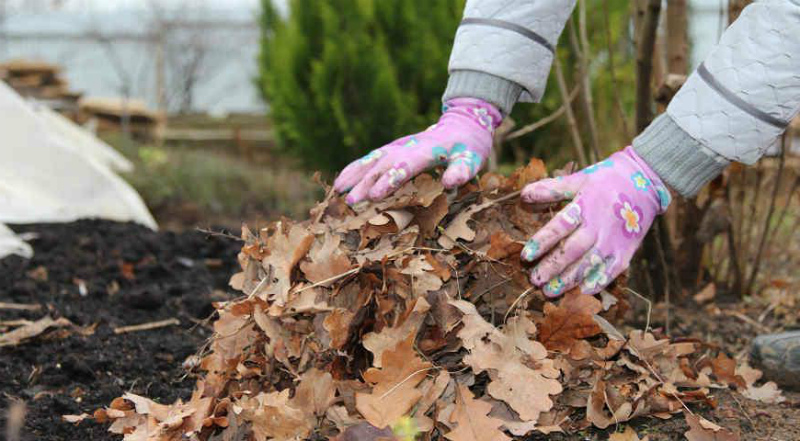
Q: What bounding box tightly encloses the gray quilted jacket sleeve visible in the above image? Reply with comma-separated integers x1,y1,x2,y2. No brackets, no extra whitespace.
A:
635,0,800,197
443,0,577,113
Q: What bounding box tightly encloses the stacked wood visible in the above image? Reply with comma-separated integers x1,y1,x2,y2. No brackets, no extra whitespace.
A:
78,97,164,141
0,59,82,117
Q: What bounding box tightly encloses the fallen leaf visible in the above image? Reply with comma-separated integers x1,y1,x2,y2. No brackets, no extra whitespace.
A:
411,174,445,208
486,232,523,260
363,297,430,368
300,233,352,286
323,308,355,349
331,422,396,441
592,314,626,341
356,335,432,429
735,364,785,404
26,266,48,282
414,194,449,237
294,368,336,416
412,370,451,419
586,379,632,429
684,413,740,441
693,283,716,304
438,198,498,249
62,413,91,424
444,385,511,441
451,300,562,423
255,221,314,306
399,255,443,294
244,390,314,441
0,316,73,347
537,289,602,353
710,353,745,389
509,157,547,189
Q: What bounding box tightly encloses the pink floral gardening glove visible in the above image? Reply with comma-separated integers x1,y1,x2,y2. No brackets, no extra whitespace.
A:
520,147,672,298
334,98,501,205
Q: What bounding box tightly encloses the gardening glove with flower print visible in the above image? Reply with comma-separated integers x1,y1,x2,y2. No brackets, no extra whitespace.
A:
520,146,672,298
334,98,501,205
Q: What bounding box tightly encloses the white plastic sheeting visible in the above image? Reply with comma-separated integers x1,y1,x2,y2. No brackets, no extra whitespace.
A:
33,103,135,173
0,223,32,259
0,81,156,259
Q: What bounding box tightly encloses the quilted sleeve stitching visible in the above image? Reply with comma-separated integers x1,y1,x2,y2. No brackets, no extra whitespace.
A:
667,0,800,164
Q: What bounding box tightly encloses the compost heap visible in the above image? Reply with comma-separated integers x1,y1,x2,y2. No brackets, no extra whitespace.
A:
87,161,783,440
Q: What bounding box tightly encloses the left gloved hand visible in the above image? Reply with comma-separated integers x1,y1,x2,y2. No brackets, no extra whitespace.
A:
519,147,672,297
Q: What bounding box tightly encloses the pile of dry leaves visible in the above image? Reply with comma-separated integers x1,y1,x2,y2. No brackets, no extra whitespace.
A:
69,161,785,440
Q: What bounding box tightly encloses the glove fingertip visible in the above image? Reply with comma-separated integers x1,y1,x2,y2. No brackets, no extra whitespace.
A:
345,193,361,206
441,164,474,189
521,180,553,203
520,239,540,262
333,177,350,193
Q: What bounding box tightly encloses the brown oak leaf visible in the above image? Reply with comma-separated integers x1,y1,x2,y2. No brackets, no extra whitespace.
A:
323,308,355,349
509,157,547,190
294,368,336,416
735,364,785,404
451,300,562,423
363,297,430,368
355,335,432,429
243,390,315,441
537,289,602,353
486,231,523,260
710,353,746,389
300,233,352,286
684,413,740,441
257,221,314,306
331,422,396,441
444,385,511,441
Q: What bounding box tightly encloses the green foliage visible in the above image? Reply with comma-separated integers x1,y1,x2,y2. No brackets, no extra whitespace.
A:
258,0,465,173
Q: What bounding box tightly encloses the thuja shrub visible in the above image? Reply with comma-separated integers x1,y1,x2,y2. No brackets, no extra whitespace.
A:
258,0,465,173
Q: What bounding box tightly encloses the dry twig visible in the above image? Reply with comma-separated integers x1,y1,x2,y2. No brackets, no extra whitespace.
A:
113,318,180,334
0,302,41,311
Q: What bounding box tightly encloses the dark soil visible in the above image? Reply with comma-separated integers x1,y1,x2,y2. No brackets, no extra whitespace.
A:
1,220,797,441
0,220,241,441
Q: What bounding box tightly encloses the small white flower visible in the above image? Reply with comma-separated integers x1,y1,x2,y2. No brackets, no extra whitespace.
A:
582,254,609,290
561,202,582,225
387,167,408,188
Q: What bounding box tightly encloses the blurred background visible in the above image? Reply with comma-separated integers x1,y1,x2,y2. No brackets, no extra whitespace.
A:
1,0,797,301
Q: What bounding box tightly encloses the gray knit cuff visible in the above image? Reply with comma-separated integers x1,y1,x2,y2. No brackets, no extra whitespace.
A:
633,113,729,198
442,70,523,115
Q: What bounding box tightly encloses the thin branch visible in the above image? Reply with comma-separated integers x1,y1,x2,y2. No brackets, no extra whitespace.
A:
741,163,764,271
765,175,800,247
602,0,631,139
504,85,581,141
745,136,787,295
553,55,588,167
575,1,601,161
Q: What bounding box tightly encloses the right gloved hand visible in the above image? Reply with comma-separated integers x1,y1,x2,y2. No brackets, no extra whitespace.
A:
333,98,501,205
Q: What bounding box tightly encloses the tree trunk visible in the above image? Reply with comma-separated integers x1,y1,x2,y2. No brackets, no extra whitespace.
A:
631,0,680,301
666,0,688,75
728,0,752,23
663,0,704,290
634,0,661,133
